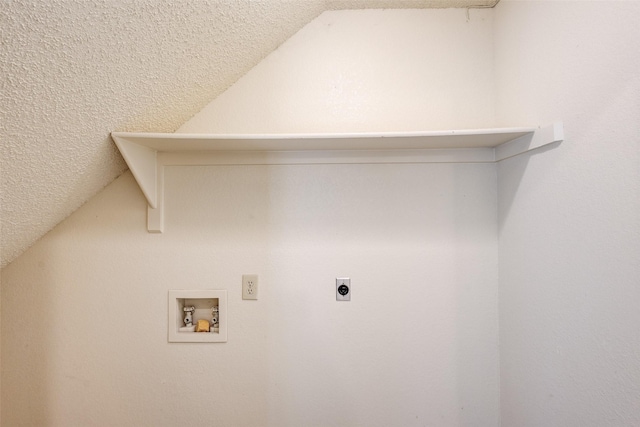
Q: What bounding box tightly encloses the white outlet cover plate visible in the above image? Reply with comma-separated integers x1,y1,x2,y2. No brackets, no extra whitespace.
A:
336,278,351,301
242,274,258,300
168,290,227,343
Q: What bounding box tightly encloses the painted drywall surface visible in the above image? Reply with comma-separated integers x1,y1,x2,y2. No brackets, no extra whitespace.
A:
1,9,500,426
0,0,498,271
0,291,1,423
179,9,495,134
1,164,499,426
0,0,328,269
495,1,640,426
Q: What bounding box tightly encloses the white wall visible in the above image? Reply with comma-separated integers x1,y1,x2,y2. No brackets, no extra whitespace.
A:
495,1,640,426
1,9,500,426
179,9,495,133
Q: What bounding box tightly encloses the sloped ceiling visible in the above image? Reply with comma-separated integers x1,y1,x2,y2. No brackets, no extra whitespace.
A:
0,0,498,269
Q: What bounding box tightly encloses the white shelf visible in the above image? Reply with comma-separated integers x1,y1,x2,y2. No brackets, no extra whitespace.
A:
111,123,563,232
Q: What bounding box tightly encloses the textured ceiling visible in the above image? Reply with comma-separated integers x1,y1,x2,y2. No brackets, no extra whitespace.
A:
0,0,498,269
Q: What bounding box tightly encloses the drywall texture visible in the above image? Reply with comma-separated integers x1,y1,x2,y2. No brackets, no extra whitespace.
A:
495,1,640,426
1,9,499,426
0,0,317,268
0,0,497,271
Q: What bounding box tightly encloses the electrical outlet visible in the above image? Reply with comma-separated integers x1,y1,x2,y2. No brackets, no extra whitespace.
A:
336,278,351,301
242,274,258,300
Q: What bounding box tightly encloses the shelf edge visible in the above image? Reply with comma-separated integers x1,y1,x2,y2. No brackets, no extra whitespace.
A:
494,122,564,161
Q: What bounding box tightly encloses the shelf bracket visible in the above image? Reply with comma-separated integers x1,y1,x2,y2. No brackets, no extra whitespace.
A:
112,134,164,232
112,134,158,209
